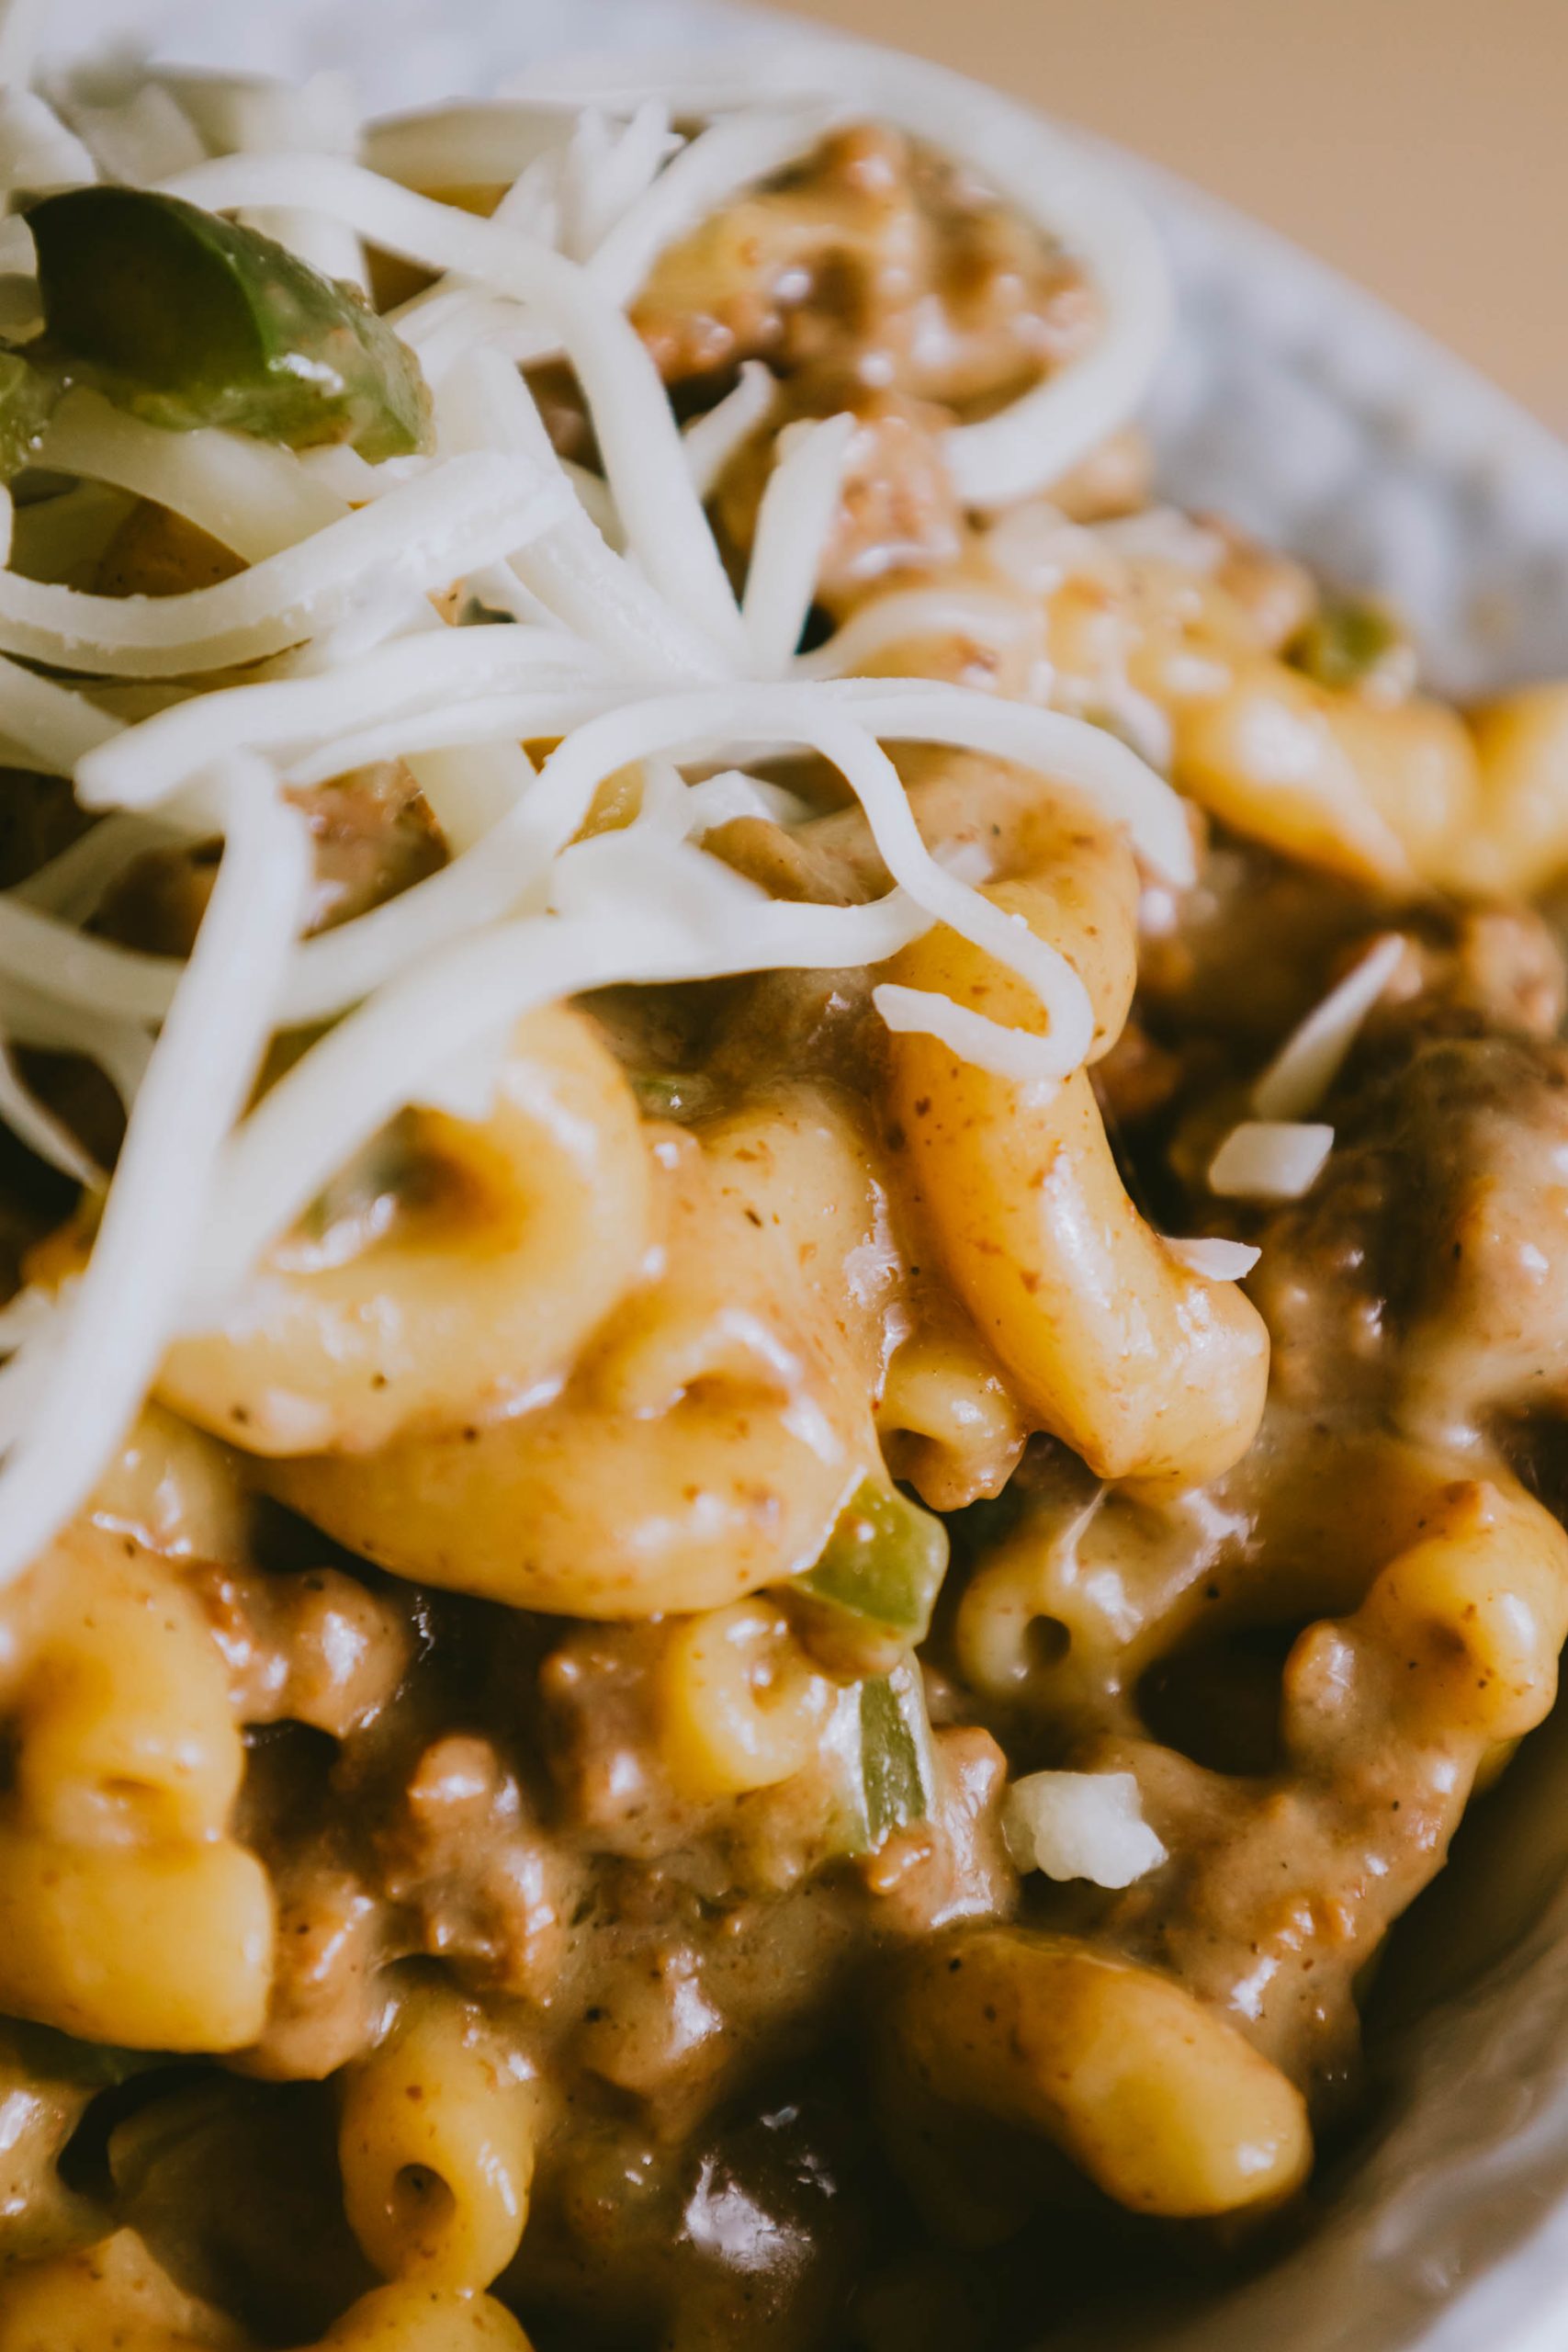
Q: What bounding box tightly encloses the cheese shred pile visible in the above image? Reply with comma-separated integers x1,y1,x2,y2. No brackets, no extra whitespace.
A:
0,30,1196,1587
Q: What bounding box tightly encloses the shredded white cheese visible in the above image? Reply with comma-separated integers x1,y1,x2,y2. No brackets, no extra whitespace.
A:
1251,932,1404,1121
743,414,855,678
0,763,310,1587
682,361,776,499
1209,1121,1335,1202
0,48,1194,1590
1161,1236,1261,1282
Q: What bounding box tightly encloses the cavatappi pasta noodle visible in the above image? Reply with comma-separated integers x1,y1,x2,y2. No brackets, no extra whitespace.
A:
0,18,1565,2348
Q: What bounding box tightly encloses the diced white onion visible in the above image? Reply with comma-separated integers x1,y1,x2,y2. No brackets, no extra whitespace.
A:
1209,1120,1334,1202
1003,1770,1168,1888
1251,933,1404,1121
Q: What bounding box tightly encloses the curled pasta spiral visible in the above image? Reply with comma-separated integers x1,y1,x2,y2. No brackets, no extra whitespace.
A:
159,1007,655,1456
0,1522,274,2052
878,759,1269,1485
267,1091,896,1616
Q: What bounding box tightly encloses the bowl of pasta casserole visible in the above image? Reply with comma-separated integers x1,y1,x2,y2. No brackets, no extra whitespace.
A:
2,2,1568,2347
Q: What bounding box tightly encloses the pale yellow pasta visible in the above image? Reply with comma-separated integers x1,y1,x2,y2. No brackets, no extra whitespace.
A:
658,1599,834,1798
0,2236,533,2351
0,2226,240,2351
1168,657,1479,889
0,1832,273,2052
0,1523,272,2052
13,1523,243,1846
884,1927,1311,2218
886,1042,1269,1487
267,1100,888,1616
317,2286,534,2349
88,1404,254,1567
339,1991,540,2291
876,1312,1028,1512
159,1008,655,1456
1352,1475,1568,1743
1452,682,1568,897
881,775,1267,1484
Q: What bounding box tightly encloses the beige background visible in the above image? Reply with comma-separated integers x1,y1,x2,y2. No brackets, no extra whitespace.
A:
772,0,1568,436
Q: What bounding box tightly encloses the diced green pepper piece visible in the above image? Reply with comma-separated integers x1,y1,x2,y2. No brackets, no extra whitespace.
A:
0,346,59,479
800,1478,949,1647
856,1663,936,1849
1289,593,1403,692
28,187,431,461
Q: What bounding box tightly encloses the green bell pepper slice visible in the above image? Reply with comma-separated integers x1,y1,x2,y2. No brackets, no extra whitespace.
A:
1289,593,1403,692
799,1478,949,1649
853,1662,937,1850
24,186,430,461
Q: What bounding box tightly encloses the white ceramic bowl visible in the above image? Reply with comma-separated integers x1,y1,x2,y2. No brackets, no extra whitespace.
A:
46,4,1568,2345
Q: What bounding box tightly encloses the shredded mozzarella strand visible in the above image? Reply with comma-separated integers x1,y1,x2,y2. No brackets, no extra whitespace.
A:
0,85,95,194
0,1,45,96
825,681,1194,885
682,362,776,499
0,974,152,1107
798,587,1041,681
160,152,749,656
873,983,1068,1088
1251,933,1404,1121
510,40,1172,505
1161,1235,1262,1282
75,624,608,812
39,390,350,561
1209,1121,1335,1202
0,763,310,1589
0,650,121,775
743,414,855,677
559,100,678,261
437,347,731,680
586,105,840,302
0,1033,101,1186
0,457,569,677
